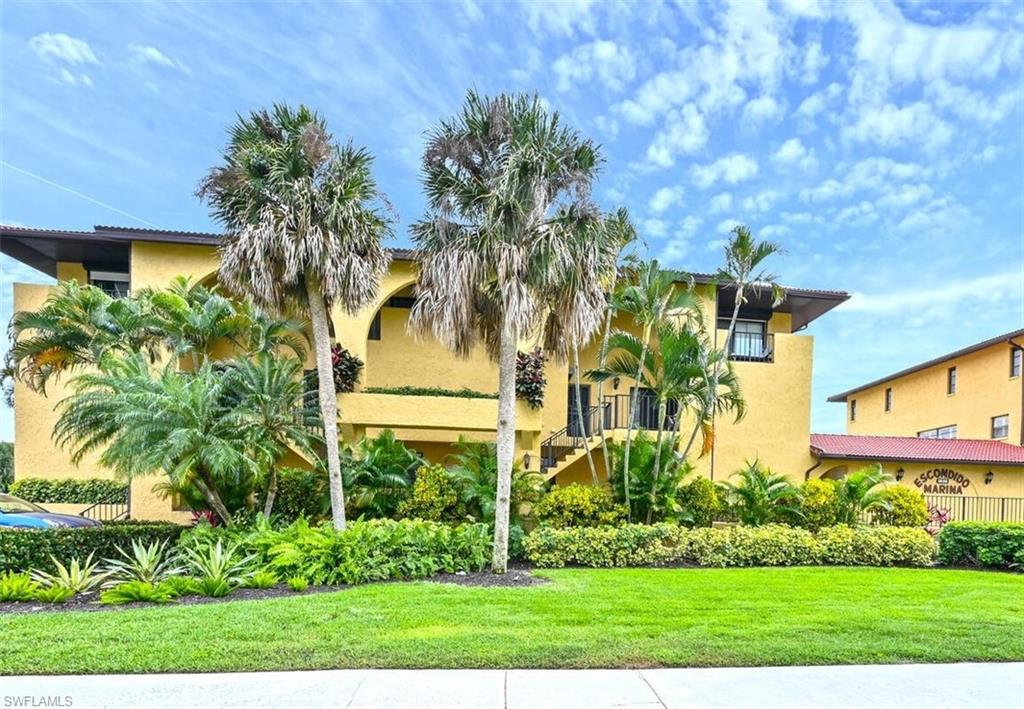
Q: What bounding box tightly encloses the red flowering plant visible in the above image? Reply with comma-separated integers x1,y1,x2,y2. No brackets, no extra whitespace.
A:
925,504,951,536
330,344,364,393
515,348,547,409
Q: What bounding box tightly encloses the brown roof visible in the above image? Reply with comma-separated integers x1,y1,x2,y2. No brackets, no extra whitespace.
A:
810,433,1024,466
828,329,1024,402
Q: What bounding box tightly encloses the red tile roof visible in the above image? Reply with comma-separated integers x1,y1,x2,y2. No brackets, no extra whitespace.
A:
810,433,1024,466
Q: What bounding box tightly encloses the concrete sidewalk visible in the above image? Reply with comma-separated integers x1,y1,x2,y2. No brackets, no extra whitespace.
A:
2,663,1021,708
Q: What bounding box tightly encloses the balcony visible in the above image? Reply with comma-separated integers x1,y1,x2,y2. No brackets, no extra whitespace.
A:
337,391,542,434
728,331,774,363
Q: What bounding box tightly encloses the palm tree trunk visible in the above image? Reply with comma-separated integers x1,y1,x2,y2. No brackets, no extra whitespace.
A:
621,322,651,519
595,292,616,481
262,464,279,519
305,273,346,531
647,400,668,524
573,344,598,484
682,285,745,470
193,474,233,527
491,322,517,574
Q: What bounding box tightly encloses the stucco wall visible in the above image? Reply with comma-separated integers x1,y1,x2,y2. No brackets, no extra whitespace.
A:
814,458,1024,499
844,343,1023,443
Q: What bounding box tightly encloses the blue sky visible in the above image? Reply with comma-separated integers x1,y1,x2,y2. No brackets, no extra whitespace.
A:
1,0,1022,442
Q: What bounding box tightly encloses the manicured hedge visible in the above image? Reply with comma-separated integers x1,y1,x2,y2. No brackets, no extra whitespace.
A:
8,477,127,504
362,385,497,399
0,522,184,573
525,524,936,568
937,522,1024,570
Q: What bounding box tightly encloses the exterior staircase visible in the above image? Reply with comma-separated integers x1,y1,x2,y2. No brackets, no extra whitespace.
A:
540,405,610,481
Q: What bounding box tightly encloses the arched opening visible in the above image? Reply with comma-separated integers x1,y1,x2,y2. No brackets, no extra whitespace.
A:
820,465,849,480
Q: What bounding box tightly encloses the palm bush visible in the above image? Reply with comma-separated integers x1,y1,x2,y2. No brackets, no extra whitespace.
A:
341,430,422,519
446,438,542,525
722,460,802,526
181,540,257,590
0,572,39,601
103,539,182,587
247,569,279,589
200,103,395,531
30,553,108,593
607,433,692,523
100,580,176,605
33,587,75,604
833,464,892,525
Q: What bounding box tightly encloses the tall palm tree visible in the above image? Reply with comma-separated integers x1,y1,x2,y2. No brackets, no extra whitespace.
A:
610,261,702,516
227,353,319,518
696,225,783,476
589,321,744,522
53,356,266,525
199,104,395,530
410,92,604,572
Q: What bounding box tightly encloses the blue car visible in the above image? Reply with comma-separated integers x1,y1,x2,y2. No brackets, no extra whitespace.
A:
0,493,101,529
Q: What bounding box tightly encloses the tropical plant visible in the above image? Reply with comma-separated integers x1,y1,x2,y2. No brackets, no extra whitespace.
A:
606,433,692,523
677,477,723,528
515,349,547,409
0,571,38,601
226,353,320,518
330,345,363,392
160,575,202,598
833,464,892,525
798,478,841,531
722,460,802,526
446,438,542,525
181,540,257,589
287,576,309,592
102,539,183,587
395,464,466,523
410,92,608,572
691,225,783,459
99,580,176,605
0,441,12,492
33,586,75,604
874,486,928,527
341,429,422,519
200,103,395,531
247,569,279,589
533,484,626,528
54,356,265,525
30,553,108,593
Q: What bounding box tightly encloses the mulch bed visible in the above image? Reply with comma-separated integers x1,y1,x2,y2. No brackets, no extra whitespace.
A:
0,567,545,615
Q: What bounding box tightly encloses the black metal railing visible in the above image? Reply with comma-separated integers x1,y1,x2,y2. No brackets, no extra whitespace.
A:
540,404,604,473
729,331,774,363
924,495,1024,523
80,486,131,522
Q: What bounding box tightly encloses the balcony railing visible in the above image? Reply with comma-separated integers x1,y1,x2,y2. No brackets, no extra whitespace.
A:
729,331,774,363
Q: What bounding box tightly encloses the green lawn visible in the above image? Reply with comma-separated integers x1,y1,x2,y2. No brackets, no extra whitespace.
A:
2,567,1022,674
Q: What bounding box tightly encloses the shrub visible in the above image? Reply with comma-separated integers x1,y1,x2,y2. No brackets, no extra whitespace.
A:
524,524,936,568
247,569,279,589
287,576,309,592
8,477,127,504
30,553,108,593
102,539,182,586
678,477,722,528
524,524,686,568
341,430,421,519
832,464,892,525
274,467,329,522
198,577,232,597
181,540,257,589
533,484,626,528
100,580,175,605
233,518,491,586
33,587,75,604
798,479,840,531
362,386,497,399
447,438,541,524
607,433,691,523
396,465,466,523
873,487,928,527
515,348,547,409
721,460,802,526
0,522,184,574
937,522,1024,569
0,442,13,492
160,575,201,598
331,345,363,393
508,524,528,563
0,571,38,601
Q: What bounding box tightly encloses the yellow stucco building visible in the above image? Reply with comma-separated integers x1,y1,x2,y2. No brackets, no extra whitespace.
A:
819,331,1024,520
5,223,847,521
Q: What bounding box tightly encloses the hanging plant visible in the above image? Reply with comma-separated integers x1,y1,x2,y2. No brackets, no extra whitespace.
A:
331,344,364,393
516,348,547,409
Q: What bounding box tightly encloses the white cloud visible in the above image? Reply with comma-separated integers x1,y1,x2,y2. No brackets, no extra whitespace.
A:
643,218,668,238
709,192,733,213
657,216,704,266
760,224,791,238
877,184,933,209
644,103,708,168
772,138,817,172
742,94,784,125
691,153,758,189
552,40,636,92
525,0,596,37
834,201,877,225
614,71,692,126
742,189,782,214
925,80,1022,125
799,41,829,84
128,44,183,71
29,33,98,65
796,82,842,120
800,157,929,203
843,101,953,151
974,145,1001,163
716,218,742,234
843,271,1021,316
648,186,685,213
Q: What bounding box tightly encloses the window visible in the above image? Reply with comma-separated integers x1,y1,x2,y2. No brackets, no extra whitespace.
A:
89,271,130,298
1012,348,1022,378
884,387,893,412
992,414,1009,439
918,424,957,439
850,399,857,422
368,312,381,341
728,320,768,359
947,366,957,395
